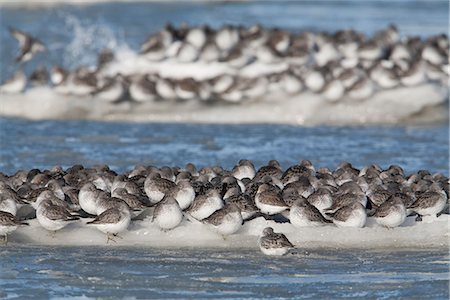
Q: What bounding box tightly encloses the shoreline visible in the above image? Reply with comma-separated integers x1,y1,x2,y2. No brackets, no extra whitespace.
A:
0,83,447,126
8,215,450,250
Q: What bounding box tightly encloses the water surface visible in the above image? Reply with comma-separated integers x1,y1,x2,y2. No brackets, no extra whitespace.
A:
0,118,448,175
0,246,448,299
0,1,448,298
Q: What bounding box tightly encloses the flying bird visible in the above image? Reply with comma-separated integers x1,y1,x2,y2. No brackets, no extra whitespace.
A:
9,26,46,63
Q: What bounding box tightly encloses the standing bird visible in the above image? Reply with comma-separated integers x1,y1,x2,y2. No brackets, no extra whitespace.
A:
409,183,447,220
87,206,131,243
255,184,289,215
144,173,176,205
370,196,406,228
166,181,195,210
225,192,259,221
258,227,294,256
307,188,333,212
289,198,331,227
187,189,223,221
79,183,105,215
0,211,28,245
9,27,46,63
202,203,243,237
232,159,256,180
152,196,183,231
36,199,80,234
326,202,367,228
0,193,23,216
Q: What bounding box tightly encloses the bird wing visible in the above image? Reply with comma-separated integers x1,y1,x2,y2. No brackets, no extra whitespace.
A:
202,209,225,226
187,195,203,212
228,194,257,211
260,234,293,249
46,205,74,221
330,205,352,221
88,208,120,224
260,191,287,206
9,27,28,48
275,233,294,247
309,205,330,222
0,211,19,226
156,179,176,193
408,192,436,209
255,166,279,180
31,40,46,52
123,195,145,209
372,202,392,218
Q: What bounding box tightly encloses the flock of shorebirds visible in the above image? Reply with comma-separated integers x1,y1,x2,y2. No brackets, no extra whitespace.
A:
1,23,448,104
0,160,448,255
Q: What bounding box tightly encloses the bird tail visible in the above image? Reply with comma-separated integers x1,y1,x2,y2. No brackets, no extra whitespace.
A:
86,218,99,225
324,211,336,219
323,217,333,223
367,209,377,217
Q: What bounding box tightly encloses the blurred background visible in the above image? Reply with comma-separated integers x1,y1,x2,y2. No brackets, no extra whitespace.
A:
1,0,448,79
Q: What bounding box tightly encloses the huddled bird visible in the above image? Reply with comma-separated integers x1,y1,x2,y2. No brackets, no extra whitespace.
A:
0,161,447,253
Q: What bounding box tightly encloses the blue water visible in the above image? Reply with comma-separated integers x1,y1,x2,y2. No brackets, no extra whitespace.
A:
0,0,448,80
0,117,448,298
0,247,448,299
0,118,448,176
0,1,449,298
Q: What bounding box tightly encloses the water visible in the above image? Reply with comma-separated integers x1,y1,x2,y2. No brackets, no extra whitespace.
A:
0,1,449,298
0,247,448,299
0,118,448,176
0,118,448,298
0,0,448,80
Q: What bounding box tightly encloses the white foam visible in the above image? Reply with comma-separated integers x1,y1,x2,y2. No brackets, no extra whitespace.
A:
0,83,447,125
9,214,450,249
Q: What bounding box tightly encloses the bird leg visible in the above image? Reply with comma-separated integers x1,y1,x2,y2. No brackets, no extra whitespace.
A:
106,233,122,243
106,233,117,244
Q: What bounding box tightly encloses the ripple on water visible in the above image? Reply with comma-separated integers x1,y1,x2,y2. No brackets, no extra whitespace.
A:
1,247,448,298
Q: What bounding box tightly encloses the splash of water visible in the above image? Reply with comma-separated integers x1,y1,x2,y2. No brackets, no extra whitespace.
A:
60,13,130,69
